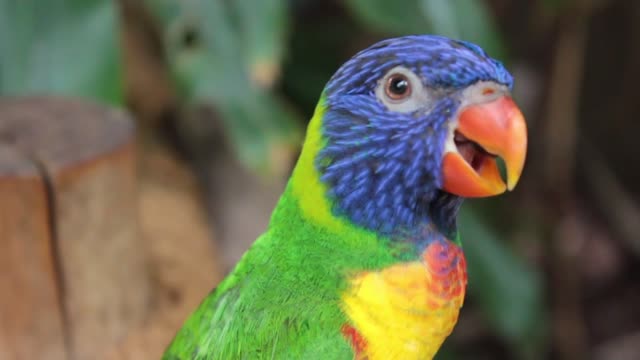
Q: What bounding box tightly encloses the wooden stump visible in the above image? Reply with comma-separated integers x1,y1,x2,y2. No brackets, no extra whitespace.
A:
0,97,150,360
105,142,223,360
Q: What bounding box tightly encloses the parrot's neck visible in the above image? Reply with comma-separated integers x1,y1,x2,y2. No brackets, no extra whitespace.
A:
283,101,463,245
266,111,467,358
262,104,467,358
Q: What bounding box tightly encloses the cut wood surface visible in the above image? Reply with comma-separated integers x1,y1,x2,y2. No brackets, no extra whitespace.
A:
1,96,221,359
0,97,150,360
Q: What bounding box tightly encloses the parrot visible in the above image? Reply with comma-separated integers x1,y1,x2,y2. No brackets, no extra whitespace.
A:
163,35,527,360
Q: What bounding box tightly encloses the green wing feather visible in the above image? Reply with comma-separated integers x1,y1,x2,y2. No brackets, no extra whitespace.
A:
164,106,409,358
163,187,357,359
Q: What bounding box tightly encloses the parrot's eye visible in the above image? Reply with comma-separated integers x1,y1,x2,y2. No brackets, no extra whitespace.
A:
385,74,412,100
376,66,430,113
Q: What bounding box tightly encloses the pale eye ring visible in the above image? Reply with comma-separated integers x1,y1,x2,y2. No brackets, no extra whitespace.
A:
376,66,429,113
385,73,412,100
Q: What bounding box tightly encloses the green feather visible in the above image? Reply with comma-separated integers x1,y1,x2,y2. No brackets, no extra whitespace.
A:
163,103,415,359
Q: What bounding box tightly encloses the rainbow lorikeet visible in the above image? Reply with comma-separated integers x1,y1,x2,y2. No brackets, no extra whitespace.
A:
163,35,527,360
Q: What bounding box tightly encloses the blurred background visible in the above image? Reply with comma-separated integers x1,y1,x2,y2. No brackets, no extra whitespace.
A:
1,0,639,359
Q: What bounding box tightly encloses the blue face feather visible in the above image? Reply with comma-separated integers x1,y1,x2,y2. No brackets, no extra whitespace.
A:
316,35,514,239
325,35,512,95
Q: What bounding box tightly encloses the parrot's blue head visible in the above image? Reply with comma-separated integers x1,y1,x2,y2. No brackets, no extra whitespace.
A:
317,35,527,237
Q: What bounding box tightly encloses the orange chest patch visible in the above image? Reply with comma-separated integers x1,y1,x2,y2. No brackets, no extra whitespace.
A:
422,240,468,308
341,240,467,360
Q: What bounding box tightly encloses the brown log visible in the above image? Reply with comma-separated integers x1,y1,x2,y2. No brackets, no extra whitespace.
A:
106,143,223,360
0,97,150,360
0,145,67,360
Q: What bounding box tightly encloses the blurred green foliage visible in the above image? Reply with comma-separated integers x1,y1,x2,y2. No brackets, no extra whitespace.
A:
0,1,545,358
146,0,302,177
0,0,122,104
346,0,506,59
460,207,545,359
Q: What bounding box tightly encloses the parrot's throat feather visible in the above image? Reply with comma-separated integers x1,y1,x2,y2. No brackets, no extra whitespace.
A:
317,97,462,237
342,238,467,360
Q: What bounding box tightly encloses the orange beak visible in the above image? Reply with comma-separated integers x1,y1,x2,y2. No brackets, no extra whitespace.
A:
442,96,527,198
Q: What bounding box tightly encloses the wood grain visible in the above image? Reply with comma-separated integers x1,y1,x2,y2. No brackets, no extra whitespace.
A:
0,145,67,360
0,97,150,360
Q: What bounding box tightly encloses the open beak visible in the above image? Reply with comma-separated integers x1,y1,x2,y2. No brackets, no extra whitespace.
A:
442,96,527,198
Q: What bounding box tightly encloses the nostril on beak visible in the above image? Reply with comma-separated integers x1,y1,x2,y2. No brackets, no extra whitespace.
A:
482,88,495,96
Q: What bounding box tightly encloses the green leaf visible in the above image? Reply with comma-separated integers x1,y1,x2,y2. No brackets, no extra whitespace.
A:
346,0,506,59
460,207,546,358
232,0,289,88
0,0,123,104
420,0,505,58
419,0,461,38
345,0,430,35
146,0,303,177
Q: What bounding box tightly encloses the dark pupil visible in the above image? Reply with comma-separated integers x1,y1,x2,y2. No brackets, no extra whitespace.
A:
389,77,408,95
